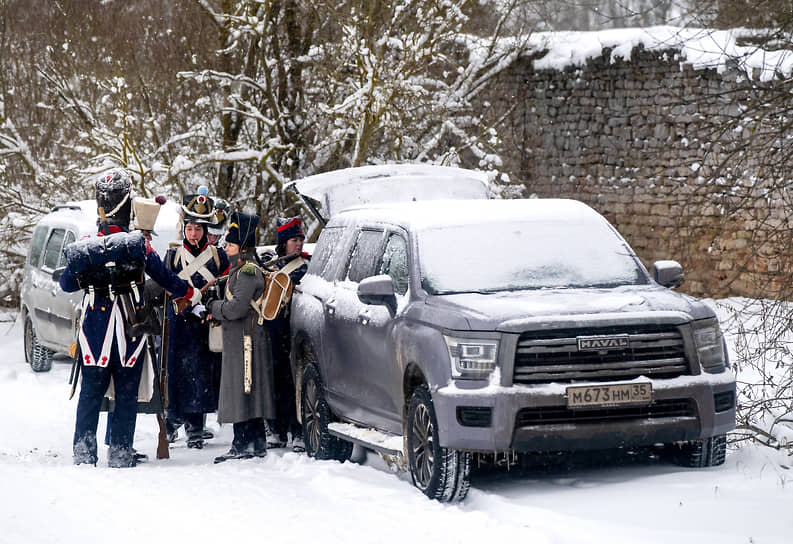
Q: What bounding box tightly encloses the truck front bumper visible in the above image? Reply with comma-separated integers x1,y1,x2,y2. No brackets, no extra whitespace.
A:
432,372,736,453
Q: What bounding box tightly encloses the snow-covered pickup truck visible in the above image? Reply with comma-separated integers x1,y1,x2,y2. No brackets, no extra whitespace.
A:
287,165,736,502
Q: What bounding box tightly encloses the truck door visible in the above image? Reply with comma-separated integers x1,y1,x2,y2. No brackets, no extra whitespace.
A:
325,229,407,434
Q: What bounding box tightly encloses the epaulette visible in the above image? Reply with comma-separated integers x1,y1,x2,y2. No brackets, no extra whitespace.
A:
241,262,258,276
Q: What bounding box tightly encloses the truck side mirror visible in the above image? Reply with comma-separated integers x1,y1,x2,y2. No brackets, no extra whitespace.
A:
51,267,66,283
653,260,684,289
358,275,397,315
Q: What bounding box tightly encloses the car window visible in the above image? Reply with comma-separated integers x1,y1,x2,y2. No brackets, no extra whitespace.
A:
42,228,66,271
345,229,385,283
379,233,409,295
308,226,345,281
58,230,76,268
28,226,49,268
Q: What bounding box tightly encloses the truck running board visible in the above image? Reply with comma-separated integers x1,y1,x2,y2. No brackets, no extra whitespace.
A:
328,422,404,457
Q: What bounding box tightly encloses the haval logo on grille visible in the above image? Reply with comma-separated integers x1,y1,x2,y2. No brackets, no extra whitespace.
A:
577,335,630,351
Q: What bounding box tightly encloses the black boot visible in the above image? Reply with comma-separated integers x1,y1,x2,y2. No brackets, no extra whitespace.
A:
213,447,254,464
73,435,98,466
253,437,267,458
132,449,148,463
185,413,205,448
187,437,204,449
165,415,182,443
108,445,136,468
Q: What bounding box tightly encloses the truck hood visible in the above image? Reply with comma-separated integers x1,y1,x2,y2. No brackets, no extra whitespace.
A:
422,285,715,332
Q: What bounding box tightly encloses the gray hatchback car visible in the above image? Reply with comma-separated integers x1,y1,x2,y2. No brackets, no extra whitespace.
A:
19,199,180,372
19,202,96,371
289,172,736,502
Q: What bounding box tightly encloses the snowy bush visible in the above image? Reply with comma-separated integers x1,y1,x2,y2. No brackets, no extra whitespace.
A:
713,298,793,455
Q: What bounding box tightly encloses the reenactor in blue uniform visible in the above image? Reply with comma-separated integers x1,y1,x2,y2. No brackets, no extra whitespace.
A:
163,188,230,449
60,169,198,467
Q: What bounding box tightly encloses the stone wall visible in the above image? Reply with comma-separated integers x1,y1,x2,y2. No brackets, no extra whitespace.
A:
488,44,793,299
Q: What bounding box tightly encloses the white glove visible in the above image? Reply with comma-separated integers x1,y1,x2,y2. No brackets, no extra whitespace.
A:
191,304,206,318
189,287,203,306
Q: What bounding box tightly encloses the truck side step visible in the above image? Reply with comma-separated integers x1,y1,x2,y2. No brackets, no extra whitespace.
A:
328,422,404,457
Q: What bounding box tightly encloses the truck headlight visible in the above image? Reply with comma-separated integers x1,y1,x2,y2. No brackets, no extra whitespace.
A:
444,336,499,379
692,319,726,373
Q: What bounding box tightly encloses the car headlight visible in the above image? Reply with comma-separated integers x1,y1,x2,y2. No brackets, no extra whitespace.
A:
692,319,726,373
444,335,499,379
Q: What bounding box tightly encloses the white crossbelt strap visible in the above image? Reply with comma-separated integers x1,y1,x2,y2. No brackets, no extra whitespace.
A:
78,295,147,368
176,246,216,286
280,257,306,276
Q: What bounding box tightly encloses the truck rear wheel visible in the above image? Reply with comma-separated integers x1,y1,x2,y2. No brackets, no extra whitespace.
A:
407,384,471,502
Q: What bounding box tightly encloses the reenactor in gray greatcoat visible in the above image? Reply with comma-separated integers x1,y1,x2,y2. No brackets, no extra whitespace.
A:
207,212,277,462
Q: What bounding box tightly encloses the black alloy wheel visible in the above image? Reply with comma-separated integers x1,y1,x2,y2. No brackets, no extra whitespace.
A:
300,364,352,462
407,384,471,502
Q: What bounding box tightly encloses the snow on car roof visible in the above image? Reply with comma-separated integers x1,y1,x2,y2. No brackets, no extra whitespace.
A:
287,164,490,218
49,199,181,257
41,201,99,236
332,198,604,230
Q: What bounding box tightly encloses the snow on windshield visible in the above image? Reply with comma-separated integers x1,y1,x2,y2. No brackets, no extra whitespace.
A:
419,219,646,294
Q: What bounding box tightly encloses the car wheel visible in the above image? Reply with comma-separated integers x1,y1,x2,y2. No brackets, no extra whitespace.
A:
300,364,352,462
25,315,53,372
407,384,471,502
668,434,727,468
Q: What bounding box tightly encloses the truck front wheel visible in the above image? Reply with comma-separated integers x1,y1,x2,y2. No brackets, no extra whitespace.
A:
300,364,352,462
407,384,471,502
668,434,727,468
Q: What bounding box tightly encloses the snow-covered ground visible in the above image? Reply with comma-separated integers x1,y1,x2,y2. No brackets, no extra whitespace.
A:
1,305,791,544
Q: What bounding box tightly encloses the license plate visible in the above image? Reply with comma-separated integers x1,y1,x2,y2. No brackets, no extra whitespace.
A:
566,383,652,409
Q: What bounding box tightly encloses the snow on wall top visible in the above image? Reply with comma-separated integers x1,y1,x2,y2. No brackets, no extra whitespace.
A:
525,25,793,82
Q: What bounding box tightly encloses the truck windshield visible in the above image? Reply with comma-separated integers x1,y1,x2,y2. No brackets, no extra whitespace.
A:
418,220,647,294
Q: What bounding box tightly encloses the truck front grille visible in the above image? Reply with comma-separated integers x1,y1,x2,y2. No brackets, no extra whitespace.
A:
514,325,689,384
515,399,696,426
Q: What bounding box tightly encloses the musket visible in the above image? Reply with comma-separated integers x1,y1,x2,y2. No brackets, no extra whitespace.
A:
147,335,170,460
287,182,327,227
97,206,110,236
262,252,300,272
159,289,171,419
68,342,81,400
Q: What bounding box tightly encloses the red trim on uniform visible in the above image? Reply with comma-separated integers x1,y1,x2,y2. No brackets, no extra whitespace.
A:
97,225,124,236
277,218,301,232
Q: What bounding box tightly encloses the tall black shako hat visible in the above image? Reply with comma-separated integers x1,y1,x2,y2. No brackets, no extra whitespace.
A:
276,216,305,245
95,168,133,226
182,185,215,225
226,212,259,250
